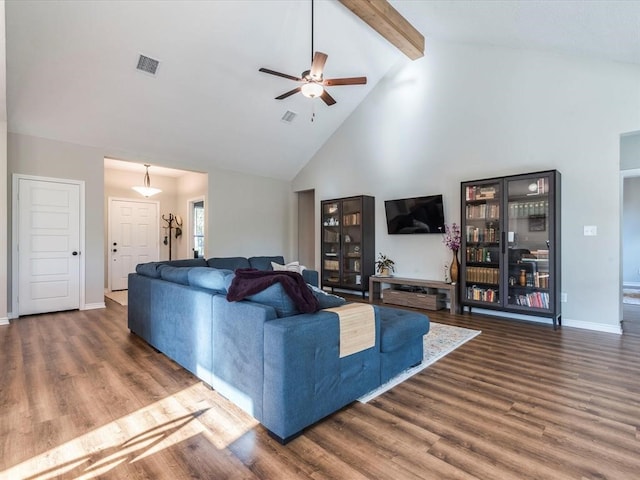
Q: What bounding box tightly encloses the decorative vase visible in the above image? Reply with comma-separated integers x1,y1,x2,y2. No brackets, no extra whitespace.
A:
450,250,459,283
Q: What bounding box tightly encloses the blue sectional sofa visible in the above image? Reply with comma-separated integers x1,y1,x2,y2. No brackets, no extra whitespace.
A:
127,255,430,443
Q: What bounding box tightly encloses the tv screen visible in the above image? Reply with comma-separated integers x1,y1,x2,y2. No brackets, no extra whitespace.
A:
384,195,445,234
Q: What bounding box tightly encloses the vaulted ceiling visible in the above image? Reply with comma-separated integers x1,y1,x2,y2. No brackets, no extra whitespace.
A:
6,1,640,180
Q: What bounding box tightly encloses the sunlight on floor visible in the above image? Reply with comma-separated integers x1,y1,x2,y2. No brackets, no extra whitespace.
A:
1,384,259,479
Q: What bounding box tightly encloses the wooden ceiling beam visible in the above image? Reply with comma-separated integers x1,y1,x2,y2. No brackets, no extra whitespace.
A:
338,0,424,60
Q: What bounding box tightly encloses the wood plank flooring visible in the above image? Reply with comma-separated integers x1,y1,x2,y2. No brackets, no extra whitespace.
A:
1,299,639,479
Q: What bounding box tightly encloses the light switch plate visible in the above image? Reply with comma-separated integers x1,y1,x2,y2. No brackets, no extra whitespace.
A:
583,225,597,236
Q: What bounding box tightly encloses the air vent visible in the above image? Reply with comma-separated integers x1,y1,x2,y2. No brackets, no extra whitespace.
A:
136,54,159,75
281,111,297,123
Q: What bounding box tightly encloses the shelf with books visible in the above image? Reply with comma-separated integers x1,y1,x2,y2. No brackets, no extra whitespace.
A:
465,285,499,303
509,291,550,309
461,170,561,328
321,195,374,297
465,203,500,220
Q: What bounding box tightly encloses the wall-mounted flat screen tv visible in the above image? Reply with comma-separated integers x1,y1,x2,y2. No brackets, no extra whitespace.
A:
384,194,445,234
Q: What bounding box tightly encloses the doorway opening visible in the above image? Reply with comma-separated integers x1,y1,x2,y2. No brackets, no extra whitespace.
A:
620,131,640,335
104,158,208,293
297,189,315,270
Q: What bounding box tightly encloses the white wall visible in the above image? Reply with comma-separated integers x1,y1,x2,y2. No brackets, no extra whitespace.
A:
0,1,8,324
294,41,640,331
8,132,292,314
176,171,207,259
8,133,105,308
207,168,292,259
0,121,6,324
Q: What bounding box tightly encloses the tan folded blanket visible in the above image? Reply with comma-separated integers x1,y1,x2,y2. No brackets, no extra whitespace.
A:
324,303,375,358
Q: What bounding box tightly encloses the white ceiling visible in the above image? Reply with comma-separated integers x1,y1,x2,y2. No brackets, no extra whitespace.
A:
7,1,640,180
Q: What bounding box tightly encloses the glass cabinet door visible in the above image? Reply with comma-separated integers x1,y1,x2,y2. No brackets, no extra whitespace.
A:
321,201,341,286
462,181,502,305
341,198,363,288
506,175,552,311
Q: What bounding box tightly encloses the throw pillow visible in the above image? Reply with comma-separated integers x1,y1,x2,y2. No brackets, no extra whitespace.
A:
308,284,346,309
271,261,307,274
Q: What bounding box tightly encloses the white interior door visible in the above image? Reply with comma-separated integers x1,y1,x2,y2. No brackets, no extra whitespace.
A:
109,199,159,291
18,178,81,315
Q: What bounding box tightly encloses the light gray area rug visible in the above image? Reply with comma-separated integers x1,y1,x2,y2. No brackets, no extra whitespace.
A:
105,290,128,306
623,289,640,305
359,322,481,403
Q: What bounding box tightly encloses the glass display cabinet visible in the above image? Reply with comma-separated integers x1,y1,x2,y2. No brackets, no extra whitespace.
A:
321,195,375,297
461,171,561,328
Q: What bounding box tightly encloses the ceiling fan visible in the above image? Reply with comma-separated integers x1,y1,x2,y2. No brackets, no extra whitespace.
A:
259,0,367,106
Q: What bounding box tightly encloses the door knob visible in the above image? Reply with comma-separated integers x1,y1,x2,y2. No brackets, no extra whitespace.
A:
113,242,117,246
113,249,117,253
72,251,78,256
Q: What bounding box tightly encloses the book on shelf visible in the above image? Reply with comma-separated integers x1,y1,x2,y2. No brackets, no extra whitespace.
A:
342,212,361,226
465,185,498,201
465,225,498,243
324,259,339,271
466,285,498,303
513,291,549,309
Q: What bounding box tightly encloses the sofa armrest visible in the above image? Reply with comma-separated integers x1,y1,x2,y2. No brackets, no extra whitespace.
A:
262,309,381,442
302,269,319,287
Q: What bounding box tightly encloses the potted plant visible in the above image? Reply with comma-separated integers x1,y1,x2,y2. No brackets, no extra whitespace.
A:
375,253,396,277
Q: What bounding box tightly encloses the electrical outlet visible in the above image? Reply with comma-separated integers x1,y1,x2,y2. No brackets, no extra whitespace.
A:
561,292,568,303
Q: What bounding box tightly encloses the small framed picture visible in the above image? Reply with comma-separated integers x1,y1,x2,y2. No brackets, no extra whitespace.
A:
528,215,546,232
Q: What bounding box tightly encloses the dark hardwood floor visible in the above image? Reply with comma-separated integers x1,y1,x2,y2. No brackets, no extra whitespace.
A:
622,302,640,335
1,298,639,479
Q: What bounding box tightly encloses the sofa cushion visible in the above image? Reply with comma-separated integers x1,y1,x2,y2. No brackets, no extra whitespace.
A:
249,256,285,271
378,307,430,353
159,266,192,285
163,258,207,267
188,267,234,292
207,257,251,270
136,262,164,278
247,282,299,318
308,284,346,309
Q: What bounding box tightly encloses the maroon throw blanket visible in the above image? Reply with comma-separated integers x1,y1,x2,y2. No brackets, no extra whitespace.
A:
227,269,319,313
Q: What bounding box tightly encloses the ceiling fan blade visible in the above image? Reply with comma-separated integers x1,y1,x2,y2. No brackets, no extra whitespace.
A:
259,68,301,82
323,76,367,86
320,90,336,106
275,87,302,100
309,52,328,80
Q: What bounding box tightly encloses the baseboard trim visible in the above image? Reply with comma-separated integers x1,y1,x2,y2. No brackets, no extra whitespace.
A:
467,307,621,334
82,302,106,310
0,317,9,326
562,318,622,334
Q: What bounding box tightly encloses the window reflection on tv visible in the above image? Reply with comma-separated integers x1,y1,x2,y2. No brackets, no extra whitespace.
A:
384,195,445,234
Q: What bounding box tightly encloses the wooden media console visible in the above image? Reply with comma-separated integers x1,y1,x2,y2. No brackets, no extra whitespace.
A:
369,276,459,314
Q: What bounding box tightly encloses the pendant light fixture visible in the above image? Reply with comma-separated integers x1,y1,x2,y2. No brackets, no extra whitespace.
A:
132,164,162,197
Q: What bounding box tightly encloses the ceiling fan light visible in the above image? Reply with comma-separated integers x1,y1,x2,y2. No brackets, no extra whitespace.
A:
301,82,324,98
